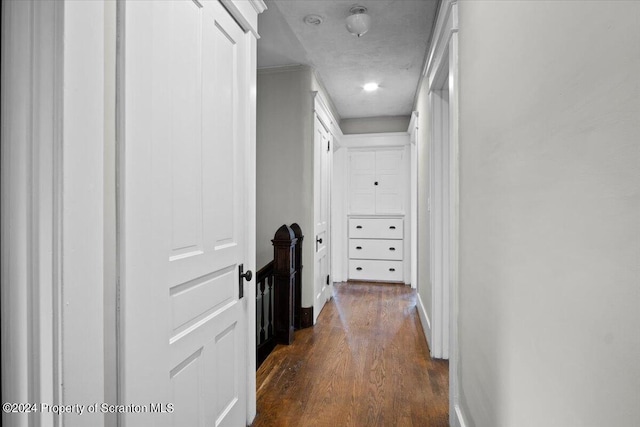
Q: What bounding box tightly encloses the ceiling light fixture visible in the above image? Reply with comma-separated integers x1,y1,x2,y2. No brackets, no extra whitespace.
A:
363,82,379,92
346,6,371,37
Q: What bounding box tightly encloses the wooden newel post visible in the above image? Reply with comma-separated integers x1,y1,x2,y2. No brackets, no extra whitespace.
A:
290,223,303,329
272,225,297,344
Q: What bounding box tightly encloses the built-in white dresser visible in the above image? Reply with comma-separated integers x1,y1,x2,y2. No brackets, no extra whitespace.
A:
348,217,404,282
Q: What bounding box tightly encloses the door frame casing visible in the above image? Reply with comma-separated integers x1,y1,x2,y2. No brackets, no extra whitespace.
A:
429,65,450,360
312,92,335,321
408,112,419,290
1,2,65,424
1,1,107,426
423,0,463,426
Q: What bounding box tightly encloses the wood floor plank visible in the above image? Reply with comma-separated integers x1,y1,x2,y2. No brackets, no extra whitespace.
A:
252,282,449,427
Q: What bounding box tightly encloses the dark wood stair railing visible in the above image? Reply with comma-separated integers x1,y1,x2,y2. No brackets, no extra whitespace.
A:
256,223,304,369
256,260,275,368
290,223,304,329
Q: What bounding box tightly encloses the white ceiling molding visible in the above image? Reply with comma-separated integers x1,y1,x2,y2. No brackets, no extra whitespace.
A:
220,0,267,39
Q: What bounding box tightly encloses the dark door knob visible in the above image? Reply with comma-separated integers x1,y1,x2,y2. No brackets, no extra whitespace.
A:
238,264,252,299
374,181,379,186
240,269,253,281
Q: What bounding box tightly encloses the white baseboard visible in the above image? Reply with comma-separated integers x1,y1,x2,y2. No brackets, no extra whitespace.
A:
452,404,467,427
416,292,432,351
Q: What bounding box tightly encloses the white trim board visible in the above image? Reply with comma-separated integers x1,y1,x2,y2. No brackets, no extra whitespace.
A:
416,292,432,349
419,0,461,425
1,2,65,423
313,91,341,138
340,132,409,148
453,405,468,427
244,29,260,425
258,64,308,74
219,0,266,39
408,111,419,142
408,112,419,290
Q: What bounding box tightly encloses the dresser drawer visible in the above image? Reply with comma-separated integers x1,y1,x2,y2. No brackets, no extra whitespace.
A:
348,260,403,282
349,238,403,260
349,218,403,239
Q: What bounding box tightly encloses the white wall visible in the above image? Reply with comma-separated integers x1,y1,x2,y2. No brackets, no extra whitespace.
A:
256,68,308,270
341,116,411,134
457,1,640,426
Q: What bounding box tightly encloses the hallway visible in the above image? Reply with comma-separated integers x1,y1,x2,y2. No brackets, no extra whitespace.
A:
252,282,448,427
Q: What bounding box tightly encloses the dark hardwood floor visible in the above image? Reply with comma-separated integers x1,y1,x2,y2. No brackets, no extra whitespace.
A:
252,281,449,427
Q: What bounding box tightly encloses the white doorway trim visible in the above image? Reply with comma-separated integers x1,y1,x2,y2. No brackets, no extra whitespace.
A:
430,65,451,360
423,0,464,426
1,2,65,424
2,2,107,426
312,91,335,320
408,112,419,290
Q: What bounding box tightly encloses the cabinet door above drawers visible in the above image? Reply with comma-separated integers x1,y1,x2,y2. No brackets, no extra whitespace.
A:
349,239,403,260
349,218,403,239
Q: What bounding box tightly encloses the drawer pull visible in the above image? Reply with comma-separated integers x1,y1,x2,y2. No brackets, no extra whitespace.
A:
389,247,396,251
356,267,363,271
356,225,363,229
389,268,396,272
356,246,362,250
389,226,396,229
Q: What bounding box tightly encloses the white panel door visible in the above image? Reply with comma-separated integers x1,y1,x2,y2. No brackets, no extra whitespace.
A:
121,2,249,426
314,116,331,317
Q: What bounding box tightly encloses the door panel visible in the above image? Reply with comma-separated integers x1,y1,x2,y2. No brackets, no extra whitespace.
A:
169,0,204,260
348,151,376,214
121,1,248,426
375,150,404,214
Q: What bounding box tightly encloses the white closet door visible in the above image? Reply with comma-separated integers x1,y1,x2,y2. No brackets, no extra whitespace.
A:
375,150,404,214
348,151,376,214
347,149,405,215
120,2,249,426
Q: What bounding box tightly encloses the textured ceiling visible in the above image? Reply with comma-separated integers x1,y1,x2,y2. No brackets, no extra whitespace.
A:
257,0,439,119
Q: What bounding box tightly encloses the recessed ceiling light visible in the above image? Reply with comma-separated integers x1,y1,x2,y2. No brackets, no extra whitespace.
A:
363,82,379,92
